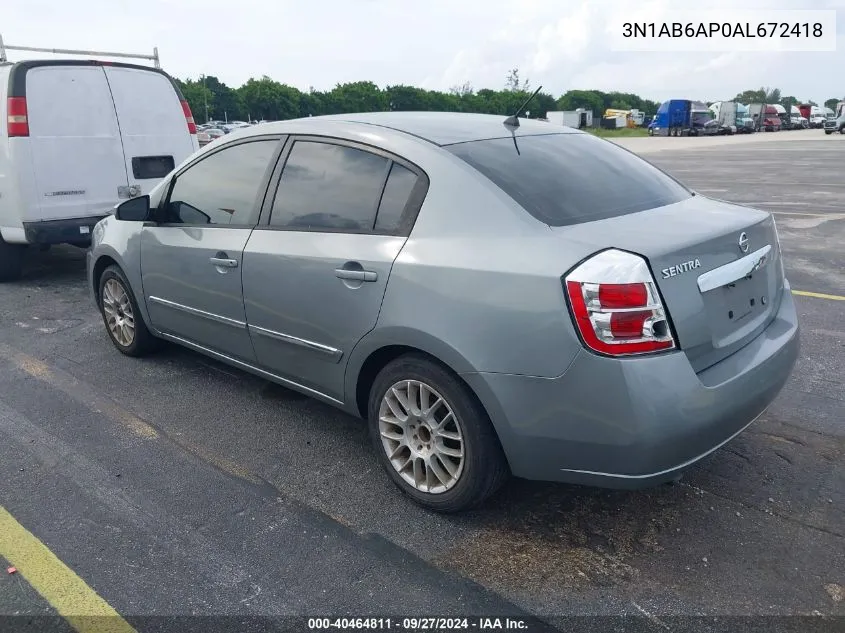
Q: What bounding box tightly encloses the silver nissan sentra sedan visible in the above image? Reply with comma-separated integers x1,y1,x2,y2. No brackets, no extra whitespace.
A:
87,112,799,512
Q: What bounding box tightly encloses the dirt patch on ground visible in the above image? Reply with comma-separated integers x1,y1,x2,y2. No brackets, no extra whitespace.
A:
433,482,686,594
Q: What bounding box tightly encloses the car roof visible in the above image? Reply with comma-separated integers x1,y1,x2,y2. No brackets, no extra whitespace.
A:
253,111,582,146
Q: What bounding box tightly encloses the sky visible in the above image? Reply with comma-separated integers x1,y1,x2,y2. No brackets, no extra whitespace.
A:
2,0,843,105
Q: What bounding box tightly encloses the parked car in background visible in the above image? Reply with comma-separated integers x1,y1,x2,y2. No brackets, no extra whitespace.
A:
222,121,251,133
0,57,198,281
88,112,799,512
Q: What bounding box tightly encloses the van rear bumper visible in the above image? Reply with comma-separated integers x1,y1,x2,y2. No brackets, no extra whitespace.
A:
23,217,108,246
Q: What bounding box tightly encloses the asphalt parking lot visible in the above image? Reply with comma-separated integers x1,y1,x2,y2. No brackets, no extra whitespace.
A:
0,130,843,632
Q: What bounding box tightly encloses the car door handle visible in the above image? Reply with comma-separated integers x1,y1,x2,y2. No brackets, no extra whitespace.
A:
210,257,238,268
335,268,377,282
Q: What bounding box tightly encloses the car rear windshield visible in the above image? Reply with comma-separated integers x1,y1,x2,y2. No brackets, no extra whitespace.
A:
445,133,692,227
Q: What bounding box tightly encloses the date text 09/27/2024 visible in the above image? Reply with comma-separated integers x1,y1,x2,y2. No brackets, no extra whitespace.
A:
308,617,530,630
622,22,823,38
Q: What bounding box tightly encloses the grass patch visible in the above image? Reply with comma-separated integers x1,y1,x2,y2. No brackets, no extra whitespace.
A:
587,127,649,138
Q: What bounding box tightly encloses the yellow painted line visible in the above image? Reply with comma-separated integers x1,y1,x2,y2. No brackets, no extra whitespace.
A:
0,506,137,633
792,290,845,301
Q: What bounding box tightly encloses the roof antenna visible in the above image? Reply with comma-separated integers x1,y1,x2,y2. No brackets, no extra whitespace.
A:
504,85,543,127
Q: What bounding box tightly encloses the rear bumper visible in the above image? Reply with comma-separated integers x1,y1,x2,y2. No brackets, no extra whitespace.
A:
463,285,799,488
23,217,108,246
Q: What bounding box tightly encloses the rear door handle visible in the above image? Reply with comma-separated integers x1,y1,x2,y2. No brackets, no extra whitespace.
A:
210,256,238,268
335,268,377,282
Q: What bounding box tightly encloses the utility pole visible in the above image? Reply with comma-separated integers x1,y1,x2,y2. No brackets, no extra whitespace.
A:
201,74,210,123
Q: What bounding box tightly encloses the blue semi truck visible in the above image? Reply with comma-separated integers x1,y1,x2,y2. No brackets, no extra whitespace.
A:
648,99,716,136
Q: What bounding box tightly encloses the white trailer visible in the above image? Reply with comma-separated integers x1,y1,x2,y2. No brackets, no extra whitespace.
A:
545,109,592,129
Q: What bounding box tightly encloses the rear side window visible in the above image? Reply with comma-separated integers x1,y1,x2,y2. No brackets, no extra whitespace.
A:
163,140,278,226
374,163,419,233
270,141,389,232
446,133,691,227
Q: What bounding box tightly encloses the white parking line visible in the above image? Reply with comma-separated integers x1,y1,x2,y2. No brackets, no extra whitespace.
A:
771,211,835,217
742,202,811,207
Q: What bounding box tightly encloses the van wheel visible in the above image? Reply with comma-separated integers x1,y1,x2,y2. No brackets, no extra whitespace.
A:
0,237,25,282
839,125,845,135
826,130,833,135
368,354,509,513
98,265,160,357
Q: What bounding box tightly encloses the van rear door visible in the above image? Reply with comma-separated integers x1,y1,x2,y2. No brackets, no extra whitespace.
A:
25,65,129,222
102,66,198,196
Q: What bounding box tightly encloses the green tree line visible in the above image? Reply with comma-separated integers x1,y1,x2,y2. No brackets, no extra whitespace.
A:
175,73,843,124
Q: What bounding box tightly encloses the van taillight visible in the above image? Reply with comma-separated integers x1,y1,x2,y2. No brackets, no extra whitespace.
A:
180,99,197,135
7,97,29,137
564,249,676,356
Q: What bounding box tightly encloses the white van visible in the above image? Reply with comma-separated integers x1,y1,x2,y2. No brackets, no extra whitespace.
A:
0,59,199,280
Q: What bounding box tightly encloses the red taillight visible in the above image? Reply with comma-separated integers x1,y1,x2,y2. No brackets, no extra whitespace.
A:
565,250,676,356
598,283,648,309
610,310,654,339
180,99,197,134
7,97,29,137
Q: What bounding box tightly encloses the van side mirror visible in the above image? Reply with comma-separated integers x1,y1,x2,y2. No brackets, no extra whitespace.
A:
115,195,152,222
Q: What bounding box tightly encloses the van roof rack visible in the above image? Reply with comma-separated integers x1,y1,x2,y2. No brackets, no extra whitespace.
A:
0,33,160,68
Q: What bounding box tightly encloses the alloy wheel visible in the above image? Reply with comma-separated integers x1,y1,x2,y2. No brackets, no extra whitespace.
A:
378,379,465,494
102,278,135,347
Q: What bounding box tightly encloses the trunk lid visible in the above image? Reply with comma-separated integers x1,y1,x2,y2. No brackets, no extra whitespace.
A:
553,195,784,372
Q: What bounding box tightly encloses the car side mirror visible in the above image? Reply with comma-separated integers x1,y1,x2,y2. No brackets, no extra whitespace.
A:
115,195,152,222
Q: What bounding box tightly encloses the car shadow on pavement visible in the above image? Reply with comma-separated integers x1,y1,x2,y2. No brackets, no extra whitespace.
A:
18,245,88,284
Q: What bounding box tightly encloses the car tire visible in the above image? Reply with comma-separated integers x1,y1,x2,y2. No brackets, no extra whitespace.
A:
839,125,845,135
0,236,25,282
98,265,160,357
368,354,509,513
826,130,833,135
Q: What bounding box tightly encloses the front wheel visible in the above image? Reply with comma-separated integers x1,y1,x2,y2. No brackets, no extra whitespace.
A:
98,265,160,357
826,130,833,135
368,355,509,513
